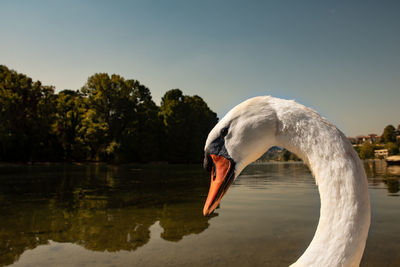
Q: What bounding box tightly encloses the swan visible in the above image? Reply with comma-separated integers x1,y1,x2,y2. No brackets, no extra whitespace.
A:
202,96,370,267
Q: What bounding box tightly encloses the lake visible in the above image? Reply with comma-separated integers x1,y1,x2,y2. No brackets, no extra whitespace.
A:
0,160,399,266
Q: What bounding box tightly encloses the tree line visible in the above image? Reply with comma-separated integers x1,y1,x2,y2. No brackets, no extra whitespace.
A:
0,65,218,163
356,125,400,159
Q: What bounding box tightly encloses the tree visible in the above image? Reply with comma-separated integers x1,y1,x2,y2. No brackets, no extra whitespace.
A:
0,65,219,163
80,73,162,162
281,150,291,161
80,73,135,160
0,65,57,161
52,90,87,160
381,125,396,143
118,81,162,162
359,143,374,159
279,149,300,161
160,89,218,163
81,74,133,139
182,95,219,162
160,89,190,162
385,142,399,156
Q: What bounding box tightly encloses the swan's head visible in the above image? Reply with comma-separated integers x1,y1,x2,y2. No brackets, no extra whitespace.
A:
203,96,278,216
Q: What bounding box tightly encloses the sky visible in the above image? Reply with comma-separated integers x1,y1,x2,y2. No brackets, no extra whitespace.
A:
1,0,399,137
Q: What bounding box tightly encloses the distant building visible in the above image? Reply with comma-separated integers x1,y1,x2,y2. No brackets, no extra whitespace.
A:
356,136,366,144
368,134,379,143
374,149,388,159
355,134,380,144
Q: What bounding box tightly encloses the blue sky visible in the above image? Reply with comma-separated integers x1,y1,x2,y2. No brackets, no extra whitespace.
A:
1,0,399,136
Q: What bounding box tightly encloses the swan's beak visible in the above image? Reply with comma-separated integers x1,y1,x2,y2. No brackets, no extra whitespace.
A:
203,154,235,216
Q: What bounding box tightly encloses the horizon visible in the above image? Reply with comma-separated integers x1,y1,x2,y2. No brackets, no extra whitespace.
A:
1,1,399,137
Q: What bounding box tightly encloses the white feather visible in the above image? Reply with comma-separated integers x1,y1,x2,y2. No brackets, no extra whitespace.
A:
205,96,370,267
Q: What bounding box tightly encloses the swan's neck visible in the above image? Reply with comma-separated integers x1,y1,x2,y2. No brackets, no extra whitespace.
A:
272,100,370,267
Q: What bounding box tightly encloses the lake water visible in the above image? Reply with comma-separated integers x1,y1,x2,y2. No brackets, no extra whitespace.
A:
0,160,399,267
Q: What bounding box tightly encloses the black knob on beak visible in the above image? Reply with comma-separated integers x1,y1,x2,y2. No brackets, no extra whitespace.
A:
203,153,213,172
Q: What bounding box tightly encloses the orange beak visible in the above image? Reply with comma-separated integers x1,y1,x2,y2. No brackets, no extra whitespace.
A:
203,154,235,216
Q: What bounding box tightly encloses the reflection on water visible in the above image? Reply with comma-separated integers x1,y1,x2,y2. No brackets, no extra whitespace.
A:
388,165,400,176
0,164,215,266
0,161,399,266
364,159,400,177
364,159,400,195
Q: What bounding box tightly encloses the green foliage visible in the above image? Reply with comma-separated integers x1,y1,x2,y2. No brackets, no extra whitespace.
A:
80,108,109,160
381,125,396,143
279,149,300,161
359,143,375,159
289,152,300,161
0,65,217,163
52,90,87,160
81,73,163,162
160,89,218,163
117,80,162,162
385,142,399,156
0,65,57,161
0,164,213,265
281,150,291,161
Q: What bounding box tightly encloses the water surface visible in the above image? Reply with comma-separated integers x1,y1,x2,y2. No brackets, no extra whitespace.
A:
0,161,399,266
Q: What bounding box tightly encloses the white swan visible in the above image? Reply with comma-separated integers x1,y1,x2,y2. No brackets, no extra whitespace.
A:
203,96,370,267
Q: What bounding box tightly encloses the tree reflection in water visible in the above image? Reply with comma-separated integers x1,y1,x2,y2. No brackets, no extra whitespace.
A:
364,159,400,195
1,161,399,266
385,178,399,194
0,164,216,266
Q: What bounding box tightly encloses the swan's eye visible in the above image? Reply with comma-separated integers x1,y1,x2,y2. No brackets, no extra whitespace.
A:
221,127,229,137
